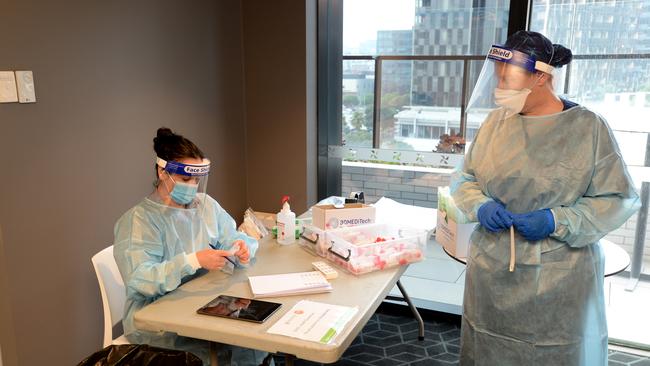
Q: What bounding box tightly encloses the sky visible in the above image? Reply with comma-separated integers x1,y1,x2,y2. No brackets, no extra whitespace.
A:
343,0,416,50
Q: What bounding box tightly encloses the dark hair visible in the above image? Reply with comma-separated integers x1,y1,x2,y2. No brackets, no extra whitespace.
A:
504,30,573,68
153,127,205,180
154,127,205,161
551,43,573,68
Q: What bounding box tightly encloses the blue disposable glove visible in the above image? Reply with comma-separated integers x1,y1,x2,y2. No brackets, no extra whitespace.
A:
477,201,513,232
513,209,555,241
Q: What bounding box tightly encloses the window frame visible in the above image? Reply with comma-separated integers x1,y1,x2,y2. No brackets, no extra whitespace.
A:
317,0,529,200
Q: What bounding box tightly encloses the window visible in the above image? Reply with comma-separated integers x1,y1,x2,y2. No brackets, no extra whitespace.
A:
416,125,433,139
334,0,512,207
401,124,414,137
343,0,510,160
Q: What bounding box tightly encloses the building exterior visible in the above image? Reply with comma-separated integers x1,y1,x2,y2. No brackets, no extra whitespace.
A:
393,106,484,151
377,30,413,96
530,0,650,102
411,0,509,106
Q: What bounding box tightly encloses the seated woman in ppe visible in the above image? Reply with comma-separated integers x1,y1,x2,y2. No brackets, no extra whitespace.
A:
113,127,264,365
451,30,640,366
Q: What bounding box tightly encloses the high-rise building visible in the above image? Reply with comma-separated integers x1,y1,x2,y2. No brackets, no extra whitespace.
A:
411,0,509,107
377,30,413,95
530,0,650,102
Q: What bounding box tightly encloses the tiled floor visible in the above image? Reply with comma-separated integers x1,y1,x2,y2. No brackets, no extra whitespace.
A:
273,303,650,366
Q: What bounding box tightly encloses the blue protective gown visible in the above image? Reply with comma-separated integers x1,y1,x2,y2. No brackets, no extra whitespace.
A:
113,193,260,365
451,106,640,365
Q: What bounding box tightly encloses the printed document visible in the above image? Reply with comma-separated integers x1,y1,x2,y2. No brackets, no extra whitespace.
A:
267,300,358,344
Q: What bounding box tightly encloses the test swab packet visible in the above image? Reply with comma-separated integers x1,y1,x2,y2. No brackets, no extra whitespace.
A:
221,243,239,275
209,242,240,275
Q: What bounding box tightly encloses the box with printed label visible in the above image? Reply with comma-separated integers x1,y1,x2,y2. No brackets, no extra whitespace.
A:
311,203,376,230
324,223,427,275
435,187,477,258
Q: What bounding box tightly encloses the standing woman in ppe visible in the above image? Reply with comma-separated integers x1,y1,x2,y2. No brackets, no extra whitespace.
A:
451,31,640,365
113,127,264,365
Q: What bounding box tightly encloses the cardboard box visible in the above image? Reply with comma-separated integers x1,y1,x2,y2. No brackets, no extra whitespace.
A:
312,203,376,230
435,187,477,258
435,210,477,258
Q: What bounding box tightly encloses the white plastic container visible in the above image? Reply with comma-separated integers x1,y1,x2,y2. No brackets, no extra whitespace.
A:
324,223,428,275
299,223,328,256
276,197,296,245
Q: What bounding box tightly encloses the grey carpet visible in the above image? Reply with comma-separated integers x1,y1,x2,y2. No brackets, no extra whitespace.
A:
272,303,650,366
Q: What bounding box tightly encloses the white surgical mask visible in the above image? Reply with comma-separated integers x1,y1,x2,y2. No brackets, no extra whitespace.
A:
494,87,532,117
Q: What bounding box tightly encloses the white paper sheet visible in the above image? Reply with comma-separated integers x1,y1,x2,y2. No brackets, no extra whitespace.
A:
248,271,332,298
373,197,437,232
267,300,358,344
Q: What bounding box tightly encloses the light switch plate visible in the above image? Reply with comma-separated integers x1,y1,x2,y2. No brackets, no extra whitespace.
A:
0,71,18,103
15,71,36,103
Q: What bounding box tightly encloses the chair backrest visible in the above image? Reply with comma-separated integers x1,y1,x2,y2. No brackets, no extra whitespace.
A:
91,245,126,347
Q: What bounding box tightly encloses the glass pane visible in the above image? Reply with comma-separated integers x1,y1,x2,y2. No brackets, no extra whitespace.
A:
343,59,374,148
344,0,416,56
344,0,510,57
563,59,650,144
413,1,510,56
531,1,650,55
464,59,489,147
380,60,465,152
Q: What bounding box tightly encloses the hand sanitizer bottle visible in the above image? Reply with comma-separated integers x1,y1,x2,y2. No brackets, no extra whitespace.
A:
277,195,296,245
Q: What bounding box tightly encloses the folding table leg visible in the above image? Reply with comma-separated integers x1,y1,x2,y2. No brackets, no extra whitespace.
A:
210,342,219,366
396,280,425,340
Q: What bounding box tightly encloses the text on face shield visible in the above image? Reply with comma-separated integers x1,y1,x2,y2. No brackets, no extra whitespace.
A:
184,166,209,174
489,47,512,60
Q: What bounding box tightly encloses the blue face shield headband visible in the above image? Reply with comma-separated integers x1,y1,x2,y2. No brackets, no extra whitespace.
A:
487,45,554,74
156,157,211,176
156,157,211,205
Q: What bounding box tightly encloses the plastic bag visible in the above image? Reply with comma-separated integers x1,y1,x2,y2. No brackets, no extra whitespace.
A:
77,344,202,366
237,208,269,239
316,196,346,207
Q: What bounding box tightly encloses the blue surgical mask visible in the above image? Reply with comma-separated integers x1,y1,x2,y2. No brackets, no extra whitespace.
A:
166,173,199,205
170,181,198,205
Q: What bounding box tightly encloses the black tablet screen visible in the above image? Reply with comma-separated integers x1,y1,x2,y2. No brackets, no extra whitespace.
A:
197,295,282,323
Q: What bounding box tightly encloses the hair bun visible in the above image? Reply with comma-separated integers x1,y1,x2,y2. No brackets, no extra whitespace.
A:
156,127,174,138
551,44,573,67
152,127,204,163
153,127,178,158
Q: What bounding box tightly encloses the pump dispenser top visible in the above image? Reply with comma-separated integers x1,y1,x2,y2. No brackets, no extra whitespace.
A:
281,199,291,214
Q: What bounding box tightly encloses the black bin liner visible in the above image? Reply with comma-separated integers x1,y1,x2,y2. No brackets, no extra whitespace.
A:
77,344,203,366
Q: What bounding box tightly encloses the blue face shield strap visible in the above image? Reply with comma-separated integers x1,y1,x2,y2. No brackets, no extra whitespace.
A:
156,157,210,176
487,45,554,74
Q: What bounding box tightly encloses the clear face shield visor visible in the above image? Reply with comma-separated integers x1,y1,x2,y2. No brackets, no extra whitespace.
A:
156,157,210,207
466,45,563,118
